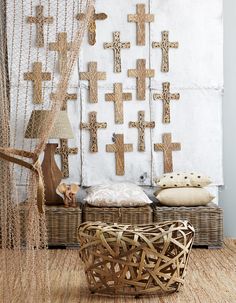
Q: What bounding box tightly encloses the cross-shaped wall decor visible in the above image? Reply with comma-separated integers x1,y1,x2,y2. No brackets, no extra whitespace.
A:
79,62,106,103
152,31,179,73
49,32,72,74
128,59,155,100
80,111,107,152
128,4,154,46
24,62,51,104
104,32,130,73
76,5,107,45
106,134,133,176
153,82,180,123
129,111,155,152
50,92,77,110
105,83,132,124
154,133,181,173
27,5,53,48
55,139,78,178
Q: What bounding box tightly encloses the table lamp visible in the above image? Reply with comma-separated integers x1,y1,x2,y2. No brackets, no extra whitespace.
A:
25,110,74,205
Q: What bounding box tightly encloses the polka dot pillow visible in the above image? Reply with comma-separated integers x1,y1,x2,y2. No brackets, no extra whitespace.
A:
155,172,212,188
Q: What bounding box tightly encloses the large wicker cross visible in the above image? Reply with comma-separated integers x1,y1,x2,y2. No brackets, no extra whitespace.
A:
152,31,179,73
55,139,78,178
49,32,72,74
128,4,154,45
129,111,155,152
154,133,181,173
105,83,132,124
76,6,107,45
80,112,107,152
153,82,180,123
50,92,77,110
27,5,53,48
106,134,133,176
79,62,106,103
128,59,155,100
24,62,51,104
104,32,130,73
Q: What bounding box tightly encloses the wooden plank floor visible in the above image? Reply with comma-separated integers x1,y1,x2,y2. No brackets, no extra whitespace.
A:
47,239,236,303
1,239,236,302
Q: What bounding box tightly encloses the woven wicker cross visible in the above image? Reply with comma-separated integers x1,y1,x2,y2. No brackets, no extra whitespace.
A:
153,82,180,123
27,5,53,48
152,31,179,73
128,59,155,100
154,133,181,173
49,32,72,74
24,62,51,104
128,4,154,45
104,32,130,73
76,5,107,45
80,112,107,153
105,83,132,124
79,62,106,103
129,111,155,152
106,134,133,176
50,92,77,111
55,139,78,178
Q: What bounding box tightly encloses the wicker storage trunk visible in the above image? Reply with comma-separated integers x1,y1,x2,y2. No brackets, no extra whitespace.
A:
153,202,223,248
83,204,153,225
20,205,82,246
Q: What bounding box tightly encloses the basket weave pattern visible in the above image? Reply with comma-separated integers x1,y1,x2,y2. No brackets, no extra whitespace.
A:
78,221,195,296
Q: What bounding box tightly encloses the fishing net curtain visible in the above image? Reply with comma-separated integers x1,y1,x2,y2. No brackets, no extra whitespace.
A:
0,0,93,302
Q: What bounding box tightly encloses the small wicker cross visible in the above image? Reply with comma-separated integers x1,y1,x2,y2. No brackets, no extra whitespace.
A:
50,92,77,111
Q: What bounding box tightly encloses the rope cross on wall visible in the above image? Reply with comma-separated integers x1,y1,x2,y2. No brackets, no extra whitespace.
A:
129,111,155,152
152,31,179,73
106,134,133,176
27,5,53,48
76,5,107,45
153,82,180,123
154,133,181,173
79,62,106,103
104,32,130,73
128,4,154,46
49,32,72,74
55,139,78,178
128,59,155,100
81,112,107,152
105,83,132,124
50,92,77,110
24,62,51,104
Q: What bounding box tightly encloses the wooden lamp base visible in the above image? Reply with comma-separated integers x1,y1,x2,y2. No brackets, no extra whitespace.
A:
42,143,64,205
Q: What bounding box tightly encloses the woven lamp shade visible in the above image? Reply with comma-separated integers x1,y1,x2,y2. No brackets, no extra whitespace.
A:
25,110,74,139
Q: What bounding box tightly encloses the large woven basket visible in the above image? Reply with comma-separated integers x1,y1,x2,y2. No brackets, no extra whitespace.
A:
82,203,153,224
78,221,195,296
153,202,223,247
20,204,82,246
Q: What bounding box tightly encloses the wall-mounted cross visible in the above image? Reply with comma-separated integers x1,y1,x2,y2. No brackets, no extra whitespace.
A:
129,111,155,152
55,139,78,178
80,111,107,152
49,32,72,74
50,92,77,111
76,5,107,45
154,133,181,173
152,31,179,73
128,4,154,46
24,62,51,104
27,5,53,48
153,82,180,123
104,32,130,73
128,59,154,100
105,83,132,124
79,62,106,103
106,134,133,176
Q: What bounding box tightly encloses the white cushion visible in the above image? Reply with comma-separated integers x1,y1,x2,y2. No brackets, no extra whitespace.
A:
84,182,152,207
